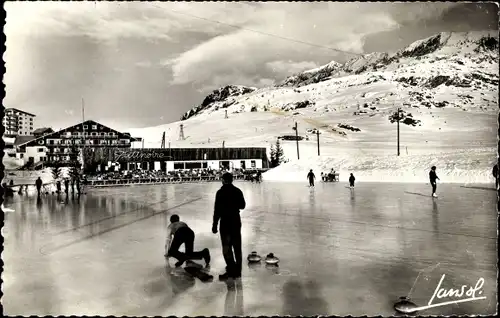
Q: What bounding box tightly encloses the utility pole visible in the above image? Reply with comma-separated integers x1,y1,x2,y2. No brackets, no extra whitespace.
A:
161,131,165,148
179,124,185,141
225,110,228,119
142,138,144,149
316,130,320,156
397,107,400,156
293,122,300,160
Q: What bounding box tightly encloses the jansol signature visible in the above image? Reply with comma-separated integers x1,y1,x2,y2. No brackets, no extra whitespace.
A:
410,274,486,312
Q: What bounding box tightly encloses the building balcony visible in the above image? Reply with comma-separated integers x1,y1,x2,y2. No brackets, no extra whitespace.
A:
60,135,120,139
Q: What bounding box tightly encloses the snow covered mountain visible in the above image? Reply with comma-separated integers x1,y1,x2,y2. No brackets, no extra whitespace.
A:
129,31,498,184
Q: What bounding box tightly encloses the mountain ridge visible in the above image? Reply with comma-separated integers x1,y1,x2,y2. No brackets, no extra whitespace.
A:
179,30,498,121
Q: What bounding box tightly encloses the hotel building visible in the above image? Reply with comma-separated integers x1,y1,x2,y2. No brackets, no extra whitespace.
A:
15,120,140,166
2,108,35,136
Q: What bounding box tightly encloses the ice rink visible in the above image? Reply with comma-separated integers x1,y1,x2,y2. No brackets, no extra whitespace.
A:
2,181,497,316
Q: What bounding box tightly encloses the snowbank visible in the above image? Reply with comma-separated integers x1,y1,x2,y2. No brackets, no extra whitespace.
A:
263,149,497,184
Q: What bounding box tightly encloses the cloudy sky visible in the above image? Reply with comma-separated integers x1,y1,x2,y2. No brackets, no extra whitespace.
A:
4,1,498,131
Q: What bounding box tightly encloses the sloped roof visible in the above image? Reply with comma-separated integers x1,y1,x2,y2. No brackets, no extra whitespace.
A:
14,136,36,146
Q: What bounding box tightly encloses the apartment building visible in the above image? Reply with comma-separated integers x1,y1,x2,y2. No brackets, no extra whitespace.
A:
15,120,140,165
2,108,36,136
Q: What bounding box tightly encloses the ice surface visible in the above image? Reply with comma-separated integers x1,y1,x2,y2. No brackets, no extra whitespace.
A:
2,181,497,316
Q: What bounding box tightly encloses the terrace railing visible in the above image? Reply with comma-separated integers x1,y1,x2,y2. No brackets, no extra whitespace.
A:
86,174,246,187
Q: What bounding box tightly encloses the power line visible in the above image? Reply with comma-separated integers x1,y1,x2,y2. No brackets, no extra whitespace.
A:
150,4,364,57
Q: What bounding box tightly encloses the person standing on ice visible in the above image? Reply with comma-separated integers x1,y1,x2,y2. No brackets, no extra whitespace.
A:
64,178,70,194
429,166,440,197
212,172,246,280
35,177,43,197
307,169,316,187
165,214,211,268
349,173,355,188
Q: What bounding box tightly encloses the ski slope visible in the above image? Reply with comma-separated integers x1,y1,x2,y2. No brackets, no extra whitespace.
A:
128,31,498,184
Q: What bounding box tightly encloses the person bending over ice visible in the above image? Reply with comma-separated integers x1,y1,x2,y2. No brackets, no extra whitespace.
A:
165,214,211,267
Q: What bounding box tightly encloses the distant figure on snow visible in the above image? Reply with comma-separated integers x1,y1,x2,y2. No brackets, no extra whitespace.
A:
165,214,211,268
349,173,355,189
307,169,316,187
56,181,62,194
493,163,498,190
429,166,440,197
35,177,43,197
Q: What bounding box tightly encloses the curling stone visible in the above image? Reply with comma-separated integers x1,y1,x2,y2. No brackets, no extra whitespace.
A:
247,251,262,263
265,253,279,265
393,296,418,314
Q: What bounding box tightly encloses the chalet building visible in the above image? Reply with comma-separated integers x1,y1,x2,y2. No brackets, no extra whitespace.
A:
33,127,54,138
2,108,36,136
15,120,140,166
101,147,269,173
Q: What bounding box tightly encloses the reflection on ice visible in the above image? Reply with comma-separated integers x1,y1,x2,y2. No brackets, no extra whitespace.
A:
2,181,497,316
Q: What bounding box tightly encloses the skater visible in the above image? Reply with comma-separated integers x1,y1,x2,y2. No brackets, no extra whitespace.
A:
429,166,440,197
64,178,70,194
307,169,316,187
165,214,211,267
493,163,498,190
35,177,43,197
76,176,81,195
56,180,62,194
349,173,355,188
212,172,246,280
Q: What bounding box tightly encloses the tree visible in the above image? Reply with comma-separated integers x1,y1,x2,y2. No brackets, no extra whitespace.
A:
51,166,62,181
270,139,285,168
270,144,277,168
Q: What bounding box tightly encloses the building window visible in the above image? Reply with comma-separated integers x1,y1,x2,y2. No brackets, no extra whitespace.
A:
72,132,79,136
109,132,115,137
38,140,44,145
251,160,256,168
38,148,44,153
185,162,202,169
83,125,88,130
202,162,208,168
92,125,97,130
48,140,54,145
91,132,97,136
83,132,88,136
174,162,185,170
100,132,105,136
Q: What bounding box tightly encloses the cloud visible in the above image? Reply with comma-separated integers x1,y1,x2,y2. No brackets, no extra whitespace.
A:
164,2,461,89
266,61,320,75
5,1,489,129
135,61,153,68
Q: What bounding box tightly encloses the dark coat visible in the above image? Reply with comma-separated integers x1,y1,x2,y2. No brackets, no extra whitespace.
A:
213,184,246,228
